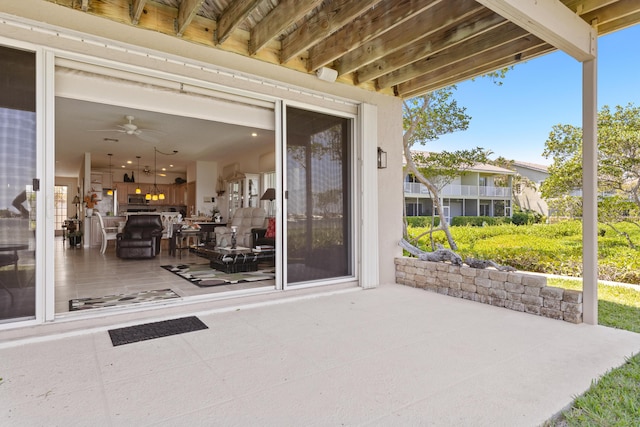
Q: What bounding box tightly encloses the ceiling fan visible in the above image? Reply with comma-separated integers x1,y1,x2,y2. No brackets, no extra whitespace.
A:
89,115,163,143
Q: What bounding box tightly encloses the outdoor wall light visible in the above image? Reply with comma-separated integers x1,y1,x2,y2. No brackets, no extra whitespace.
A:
377,147,387,169
316,67,338,83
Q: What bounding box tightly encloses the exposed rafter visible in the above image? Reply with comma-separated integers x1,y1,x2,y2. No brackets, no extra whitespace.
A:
336,0,486,77
250,0,323,55
397,38,550,97
42,0,640,99
307,0,441,72
280,0,383,64
357,8,504,85
217,0,261,45
378,21,529,89
176,0,206,37
130,0,147,26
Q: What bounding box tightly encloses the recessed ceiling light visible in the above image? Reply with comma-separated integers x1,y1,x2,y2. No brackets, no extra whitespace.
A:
127,160,132,164
162,167,166,171
169,164,174,168
251,132,257,137
121,165,126,168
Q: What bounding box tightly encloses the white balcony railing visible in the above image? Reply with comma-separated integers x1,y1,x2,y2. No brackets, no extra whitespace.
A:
404,182,511,198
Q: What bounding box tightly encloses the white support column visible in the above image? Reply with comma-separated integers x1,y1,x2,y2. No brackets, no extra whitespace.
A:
359,103,379,289
582,47,598,325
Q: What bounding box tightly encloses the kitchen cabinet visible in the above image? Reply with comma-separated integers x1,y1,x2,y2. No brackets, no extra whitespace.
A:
168,183,187,206
115,182,129,204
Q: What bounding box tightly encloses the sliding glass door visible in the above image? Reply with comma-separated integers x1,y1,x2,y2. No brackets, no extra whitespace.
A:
0,45,37,322
285,106,352,285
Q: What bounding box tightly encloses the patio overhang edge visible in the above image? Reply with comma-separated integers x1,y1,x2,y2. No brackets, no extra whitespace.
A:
477,0,597,61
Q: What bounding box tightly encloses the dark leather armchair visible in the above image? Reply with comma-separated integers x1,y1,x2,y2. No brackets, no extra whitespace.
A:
116,215,164,259
251,228,275,248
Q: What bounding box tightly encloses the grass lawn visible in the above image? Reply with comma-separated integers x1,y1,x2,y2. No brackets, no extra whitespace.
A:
544,353,640,427
544,278,640,426
549,278,640,333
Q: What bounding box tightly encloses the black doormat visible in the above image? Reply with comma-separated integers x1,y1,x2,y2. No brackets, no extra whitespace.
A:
108,316,208,346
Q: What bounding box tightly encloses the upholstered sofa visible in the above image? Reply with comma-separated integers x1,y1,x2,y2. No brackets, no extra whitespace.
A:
215,207,266,248
116,215,164,259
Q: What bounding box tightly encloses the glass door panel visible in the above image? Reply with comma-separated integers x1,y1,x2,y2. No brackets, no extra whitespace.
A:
285,106,352,284
0,45,37,322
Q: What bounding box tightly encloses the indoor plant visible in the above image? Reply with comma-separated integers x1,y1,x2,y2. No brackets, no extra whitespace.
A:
84,193,97,217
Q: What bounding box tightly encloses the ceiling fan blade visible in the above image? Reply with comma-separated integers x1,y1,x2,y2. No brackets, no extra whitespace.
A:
87,129,125,133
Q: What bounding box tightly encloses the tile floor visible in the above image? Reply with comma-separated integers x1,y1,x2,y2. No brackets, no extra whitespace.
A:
1,284,639,426
55,237,275,314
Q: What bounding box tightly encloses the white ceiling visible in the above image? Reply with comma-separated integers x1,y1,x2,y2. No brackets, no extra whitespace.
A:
55,91,275,178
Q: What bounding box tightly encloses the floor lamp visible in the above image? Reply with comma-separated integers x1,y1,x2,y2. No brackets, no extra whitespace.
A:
260,188,276,217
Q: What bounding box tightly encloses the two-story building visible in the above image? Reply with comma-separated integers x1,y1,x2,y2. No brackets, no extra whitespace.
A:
404,159,515,223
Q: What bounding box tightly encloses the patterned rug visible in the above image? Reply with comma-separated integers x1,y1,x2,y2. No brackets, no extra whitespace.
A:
161,263,275,287
69,289,180,311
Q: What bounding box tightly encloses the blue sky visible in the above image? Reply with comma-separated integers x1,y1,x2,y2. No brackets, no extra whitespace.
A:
428,24,640,166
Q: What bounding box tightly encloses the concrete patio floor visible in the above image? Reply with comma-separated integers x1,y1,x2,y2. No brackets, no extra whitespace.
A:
1,283,639,426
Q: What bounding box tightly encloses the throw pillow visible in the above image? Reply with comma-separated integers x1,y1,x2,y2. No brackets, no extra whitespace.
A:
265,217,276,238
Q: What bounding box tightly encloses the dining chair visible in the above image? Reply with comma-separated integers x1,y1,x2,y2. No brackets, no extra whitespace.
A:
95,212,119,254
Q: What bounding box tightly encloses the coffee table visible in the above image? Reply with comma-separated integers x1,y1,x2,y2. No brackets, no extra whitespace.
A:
209,247,258,273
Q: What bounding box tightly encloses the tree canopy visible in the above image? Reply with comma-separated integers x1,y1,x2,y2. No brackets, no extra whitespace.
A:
403,88,490,250
542,103,640,208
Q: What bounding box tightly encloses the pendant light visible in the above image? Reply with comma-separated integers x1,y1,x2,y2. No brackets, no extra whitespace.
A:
135,156,142,194
146,147,166,201
106,153,114,196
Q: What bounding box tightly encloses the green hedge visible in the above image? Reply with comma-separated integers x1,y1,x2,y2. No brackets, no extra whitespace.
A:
407,220,640,284
512,210,545,225
406,216,440,227
450,216,512,226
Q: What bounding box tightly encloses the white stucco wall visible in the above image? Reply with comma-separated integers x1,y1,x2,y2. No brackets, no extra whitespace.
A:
1,1,404,286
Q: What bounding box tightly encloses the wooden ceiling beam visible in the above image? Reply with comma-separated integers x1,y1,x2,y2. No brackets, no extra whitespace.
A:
217,0,261,45
377,21,528,89
400,44,554,97
130,0,147,25
335,0,484,77
357,9,504,84
596,10,640,34
396,36,547,97
250,0,323,55
580,0,640,26
307,0,441,72
563,0,619,15
476,0,596,61
280,0,384,64
176,0,206,37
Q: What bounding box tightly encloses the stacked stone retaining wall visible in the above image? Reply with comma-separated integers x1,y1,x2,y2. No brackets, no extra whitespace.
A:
395,257,583,323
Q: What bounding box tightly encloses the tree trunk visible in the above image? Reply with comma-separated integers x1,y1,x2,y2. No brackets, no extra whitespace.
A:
402,136,458,250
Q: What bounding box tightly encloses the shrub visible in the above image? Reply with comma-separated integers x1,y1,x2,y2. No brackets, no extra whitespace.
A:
511,210,544,225
405,216,440,228
451,216,512,226
406,219,640,284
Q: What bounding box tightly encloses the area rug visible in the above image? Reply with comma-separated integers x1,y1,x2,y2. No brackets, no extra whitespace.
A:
108,316,208,346
161,263,275,287
69,289,180,311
